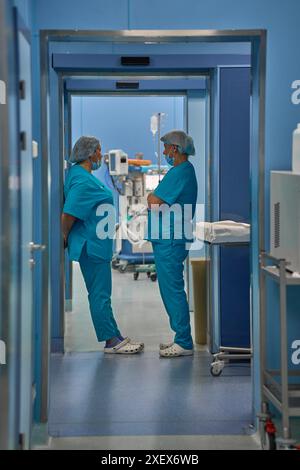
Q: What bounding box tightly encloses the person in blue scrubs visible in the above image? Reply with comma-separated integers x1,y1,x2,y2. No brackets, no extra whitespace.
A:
147,130,198,357
62,136,143,354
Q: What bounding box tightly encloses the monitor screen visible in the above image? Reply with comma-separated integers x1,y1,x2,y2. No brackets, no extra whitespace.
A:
110,153,116,172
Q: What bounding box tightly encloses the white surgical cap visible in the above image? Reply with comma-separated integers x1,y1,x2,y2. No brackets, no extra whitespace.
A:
69,136,100,163
160,130,195,156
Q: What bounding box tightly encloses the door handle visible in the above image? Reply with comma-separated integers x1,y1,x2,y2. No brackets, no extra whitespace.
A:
28,242,46,252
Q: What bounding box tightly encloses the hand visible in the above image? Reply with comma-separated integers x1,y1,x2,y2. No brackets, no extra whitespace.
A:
63,236,68,249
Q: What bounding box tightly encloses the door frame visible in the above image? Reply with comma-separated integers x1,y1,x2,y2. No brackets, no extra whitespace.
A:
50,52,250,356
39,29,266,423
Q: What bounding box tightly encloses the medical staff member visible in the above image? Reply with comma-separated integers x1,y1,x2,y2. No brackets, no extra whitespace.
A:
147,130,197,357
62,136,142,354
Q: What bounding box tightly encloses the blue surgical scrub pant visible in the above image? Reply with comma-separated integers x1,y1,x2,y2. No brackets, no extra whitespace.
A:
79,244,121,342
152,241,193,350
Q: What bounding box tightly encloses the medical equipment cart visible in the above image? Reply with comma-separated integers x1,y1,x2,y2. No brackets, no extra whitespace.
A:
112,241,156,281
259,251,300,450
206,240,252,377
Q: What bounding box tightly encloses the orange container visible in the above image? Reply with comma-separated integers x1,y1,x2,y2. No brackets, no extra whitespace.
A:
128,159,152,166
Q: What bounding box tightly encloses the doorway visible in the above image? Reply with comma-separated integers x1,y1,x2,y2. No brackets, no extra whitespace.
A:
39,30,266,441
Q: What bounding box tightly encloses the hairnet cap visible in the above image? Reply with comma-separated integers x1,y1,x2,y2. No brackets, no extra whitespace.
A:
160,130,195,156
69,136,100,163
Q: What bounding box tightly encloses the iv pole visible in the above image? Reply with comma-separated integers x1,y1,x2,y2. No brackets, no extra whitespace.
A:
151,112,164,182
157,112,161,182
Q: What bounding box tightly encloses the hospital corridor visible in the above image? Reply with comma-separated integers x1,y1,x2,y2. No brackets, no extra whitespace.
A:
1,0,300,454
47,265,255,449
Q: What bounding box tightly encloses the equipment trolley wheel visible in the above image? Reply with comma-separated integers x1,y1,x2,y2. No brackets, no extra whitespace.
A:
150,273,157,282
133,272,139,281
210,360,224,377
112,259,119,270
118,264,127,273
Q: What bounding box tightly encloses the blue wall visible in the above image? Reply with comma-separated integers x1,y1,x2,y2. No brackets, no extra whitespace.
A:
30,0,300,422
71,95,185,161
32,0,300,183
13,0,32,29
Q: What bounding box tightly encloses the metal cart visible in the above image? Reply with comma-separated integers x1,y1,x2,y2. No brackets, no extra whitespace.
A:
132,263,157,282
205,240,252,377
112,242,157,281
259,252,300,450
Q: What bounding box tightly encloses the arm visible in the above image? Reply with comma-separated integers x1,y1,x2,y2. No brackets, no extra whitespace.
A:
61,212,77,247
147,192,166,209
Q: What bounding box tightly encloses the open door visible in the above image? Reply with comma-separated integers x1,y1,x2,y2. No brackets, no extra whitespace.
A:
0,2,35,451
15,9,36,449
0,0,14,451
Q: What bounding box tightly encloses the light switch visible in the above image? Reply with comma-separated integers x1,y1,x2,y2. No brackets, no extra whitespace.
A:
0,80,6,105
32,140,38,158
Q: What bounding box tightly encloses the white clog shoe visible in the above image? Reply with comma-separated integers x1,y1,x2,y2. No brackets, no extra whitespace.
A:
104,337,143,354
159,343,193,357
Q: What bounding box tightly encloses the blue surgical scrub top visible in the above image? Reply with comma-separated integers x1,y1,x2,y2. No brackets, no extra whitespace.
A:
63,164,115,261
147,160,198,244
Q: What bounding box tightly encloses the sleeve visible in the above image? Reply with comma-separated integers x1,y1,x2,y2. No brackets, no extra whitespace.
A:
153,169,185,205
63,179,104,221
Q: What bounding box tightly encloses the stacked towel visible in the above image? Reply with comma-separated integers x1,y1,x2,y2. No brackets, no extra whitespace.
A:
195,220,250,243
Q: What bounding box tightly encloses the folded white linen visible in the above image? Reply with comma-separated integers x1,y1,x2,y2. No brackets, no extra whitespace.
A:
195,220,250,243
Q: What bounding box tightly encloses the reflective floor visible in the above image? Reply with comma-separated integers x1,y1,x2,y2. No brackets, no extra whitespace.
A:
64,262,175,353
47,262,257,449
49,434,260,450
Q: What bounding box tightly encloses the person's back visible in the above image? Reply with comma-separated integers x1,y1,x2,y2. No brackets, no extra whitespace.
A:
64,163,115,261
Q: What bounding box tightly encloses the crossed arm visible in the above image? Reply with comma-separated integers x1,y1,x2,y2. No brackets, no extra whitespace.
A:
147,192,166,209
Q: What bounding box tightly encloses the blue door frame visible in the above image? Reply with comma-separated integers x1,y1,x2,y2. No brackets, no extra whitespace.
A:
39,32,265,427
